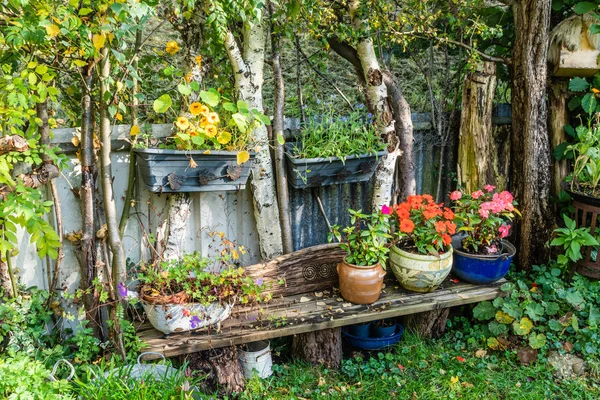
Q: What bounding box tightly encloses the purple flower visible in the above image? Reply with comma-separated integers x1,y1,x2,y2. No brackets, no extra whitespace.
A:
254,278,263,286
118,283,128,298
190,315,202,329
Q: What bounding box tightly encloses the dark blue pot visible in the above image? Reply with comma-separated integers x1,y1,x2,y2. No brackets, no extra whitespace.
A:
372,323,396,338
343,324,405,350
348,322,371,338
452,240,516,284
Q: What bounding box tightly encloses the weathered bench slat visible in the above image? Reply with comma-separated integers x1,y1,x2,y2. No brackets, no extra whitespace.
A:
138,278,505,359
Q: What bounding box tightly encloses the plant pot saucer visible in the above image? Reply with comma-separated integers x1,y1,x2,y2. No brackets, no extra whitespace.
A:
342,323,405,350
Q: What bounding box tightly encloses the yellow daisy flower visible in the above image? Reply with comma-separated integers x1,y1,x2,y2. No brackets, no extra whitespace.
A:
165,41,180,55
175,116,190,131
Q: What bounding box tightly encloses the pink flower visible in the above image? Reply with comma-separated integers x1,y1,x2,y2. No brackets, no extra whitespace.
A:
498,191,513,203
472,190,484,199
490,202,504,213
479,208,490,219
484,184,496,192
381,204,392,215
450,191,462,201
499,224,510,238
504,202,514,212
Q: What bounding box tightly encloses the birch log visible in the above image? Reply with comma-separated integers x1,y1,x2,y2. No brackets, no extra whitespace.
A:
224,20,283,259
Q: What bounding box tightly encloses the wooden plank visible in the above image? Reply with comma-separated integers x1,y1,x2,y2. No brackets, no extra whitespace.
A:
139,278,505,360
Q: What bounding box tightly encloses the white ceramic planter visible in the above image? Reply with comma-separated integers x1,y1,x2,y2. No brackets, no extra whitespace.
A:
142,301,232,334
389,245,453,292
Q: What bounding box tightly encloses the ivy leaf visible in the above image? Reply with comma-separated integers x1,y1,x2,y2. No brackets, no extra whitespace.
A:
574,1,597,14
569,77,589,92
473,301,496,320
153,94,172,113
528,333,547,350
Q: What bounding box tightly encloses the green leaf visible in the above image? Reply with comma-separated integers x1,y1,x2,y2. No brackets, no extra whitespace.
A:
488,321,508,336
525,303,545,322
574,2,597,14
177,84,192,96
549,319,563,331
568,96,582,111
79,7,94,16
200,90,220,107
473,301,496,320
277,133,285,145
512,317,533,336
566,291,585,309
582,93,597,114
153,94,172,113
528,333,547,350
569,77,589,91
223,102,237,112
553,142,569,160
231,113,248,133
237,100,249,113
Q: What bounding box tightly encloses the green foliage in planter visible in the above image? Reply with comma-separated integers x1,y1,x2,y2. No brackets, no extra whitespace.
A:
562,121,600,197
472,265,600,355
329,209,392,267
291,105,385,161
551,215,599,268
138,250,270,306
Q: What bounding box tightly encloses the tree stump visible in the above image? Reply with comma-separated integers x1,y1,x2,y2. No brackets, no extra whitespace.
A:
187,346,245,395
291,328,342,369
404,308,450,339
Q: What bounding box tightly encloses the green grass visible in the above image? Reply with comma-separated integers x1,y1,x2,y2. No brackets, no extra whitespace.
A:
237,332,599,400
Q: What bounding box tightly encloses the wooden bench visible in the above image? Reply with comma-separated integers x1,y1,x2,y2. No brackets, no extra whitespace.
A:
138,243,505,361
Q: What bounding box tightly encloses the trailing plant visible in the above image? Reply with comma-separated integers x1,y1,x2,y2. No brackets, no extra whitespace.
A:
291,104,384,161
389,194,456,255
471,265,600,357
551,215,599,268
329,208,392,267
450,185,519,254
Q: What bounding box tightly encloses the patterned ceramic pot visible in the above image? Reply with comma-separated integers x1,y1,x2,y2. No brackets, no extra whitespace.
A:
337,260,386,304
389,245,453,292
141,301,232,335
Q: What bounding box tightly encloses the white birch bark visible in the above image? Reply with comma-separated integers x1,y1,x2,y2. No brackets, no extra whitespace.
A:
162,193,192,261
224,19,283,259
350,1,397,209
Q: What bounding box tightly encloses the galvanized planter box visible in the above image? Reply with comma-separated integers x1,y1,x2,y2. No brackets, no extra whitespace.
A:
284,143,386,189
134,148,253,193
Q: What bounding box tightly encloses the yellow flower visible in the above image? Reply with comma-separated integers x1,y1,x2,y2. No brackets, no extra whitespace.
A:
175,116,190,131
195,55,203,68
190,102,203,116
200,116,211,128
189,157,198,168
217,131,231,144
207,112,220,125
165,41,180,55
205,124,217,138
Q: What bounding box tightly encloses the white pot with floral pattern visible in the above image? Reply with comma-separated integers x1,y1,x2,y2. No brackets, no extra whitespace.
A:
389,245,453,292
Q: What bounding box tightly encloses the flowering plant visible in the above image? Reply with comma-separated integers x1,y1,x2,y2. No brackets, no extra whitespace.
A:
136,235,270,307
388,195,456,255
450,185,520,254
329,209,392,267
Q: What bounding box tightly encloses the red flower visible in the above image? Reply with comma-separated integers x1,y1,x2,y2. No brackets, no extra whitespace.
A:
443,208,455,220
456,356,466,362
395,204,410,219
400,218,415,233
450,191,462,201
182,309,191,317
442,234,452,246
451,278,460,283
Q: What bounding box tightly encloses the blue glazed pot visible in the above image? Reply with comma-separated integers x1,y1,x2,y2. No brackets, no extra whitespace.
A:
371,321,397,338
348,322,371,338
452,240,516,284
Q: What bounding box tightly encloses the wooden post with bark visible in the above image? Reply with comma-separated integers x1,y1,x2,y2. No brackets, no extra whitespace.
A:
510,0,553,268
549,78,570,198
457,61,501,192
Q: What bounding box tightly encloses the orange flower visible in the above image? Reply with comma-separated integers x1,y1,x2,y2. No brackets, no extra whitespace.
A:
434,221,447,234
165,41,180,55
395,204,410,219
189,102,203,116
443,208,455,220
399,219,415,234
200,116,211,128
442,234,452,246
422,194,434,203
446,221,457,235
407,195,423,209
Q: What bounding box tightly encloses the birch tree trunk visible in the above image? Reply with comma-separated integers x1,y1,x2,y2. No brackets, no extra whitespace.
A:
457,62,499,193
224,20,283,259
510,0,553,268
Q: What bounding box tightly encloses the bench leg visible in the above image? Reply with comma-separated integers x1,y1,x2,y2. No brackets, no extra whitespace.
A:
186,346,245,394
404,308,450,339
291,328,342,368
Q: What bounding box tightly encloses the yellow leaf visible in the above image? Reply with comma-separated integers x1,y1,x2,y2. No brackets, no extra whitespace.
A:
237,150,250,165
115,113,123,122
72,59,87,67
203,150,211,155
92,34,105,51
450,376,459,384
130,125,140,136
495,311,514,324
71,136,80,147
46,24,60,38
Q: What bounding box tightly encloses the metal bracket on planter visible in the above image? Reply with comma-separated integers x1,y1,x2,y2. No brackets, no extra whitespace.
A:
162,172,185,192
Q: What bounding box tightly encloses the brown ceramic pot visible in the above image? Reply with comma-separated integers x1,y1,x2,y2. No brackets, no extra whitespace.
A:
336,260,386,304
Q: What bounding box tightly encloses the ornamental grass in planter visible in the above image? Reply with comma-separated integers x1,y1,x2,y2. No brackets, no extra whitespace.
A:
135,88,270,192
449,185,519,284
136,246,269,335
286,108,386,189
329,209,391,304
386,195,456,293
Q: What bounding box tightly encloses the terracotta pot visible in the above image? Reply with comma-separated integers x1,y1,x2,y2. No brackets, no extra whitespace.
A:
336,260,386,304
389,245,453,292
